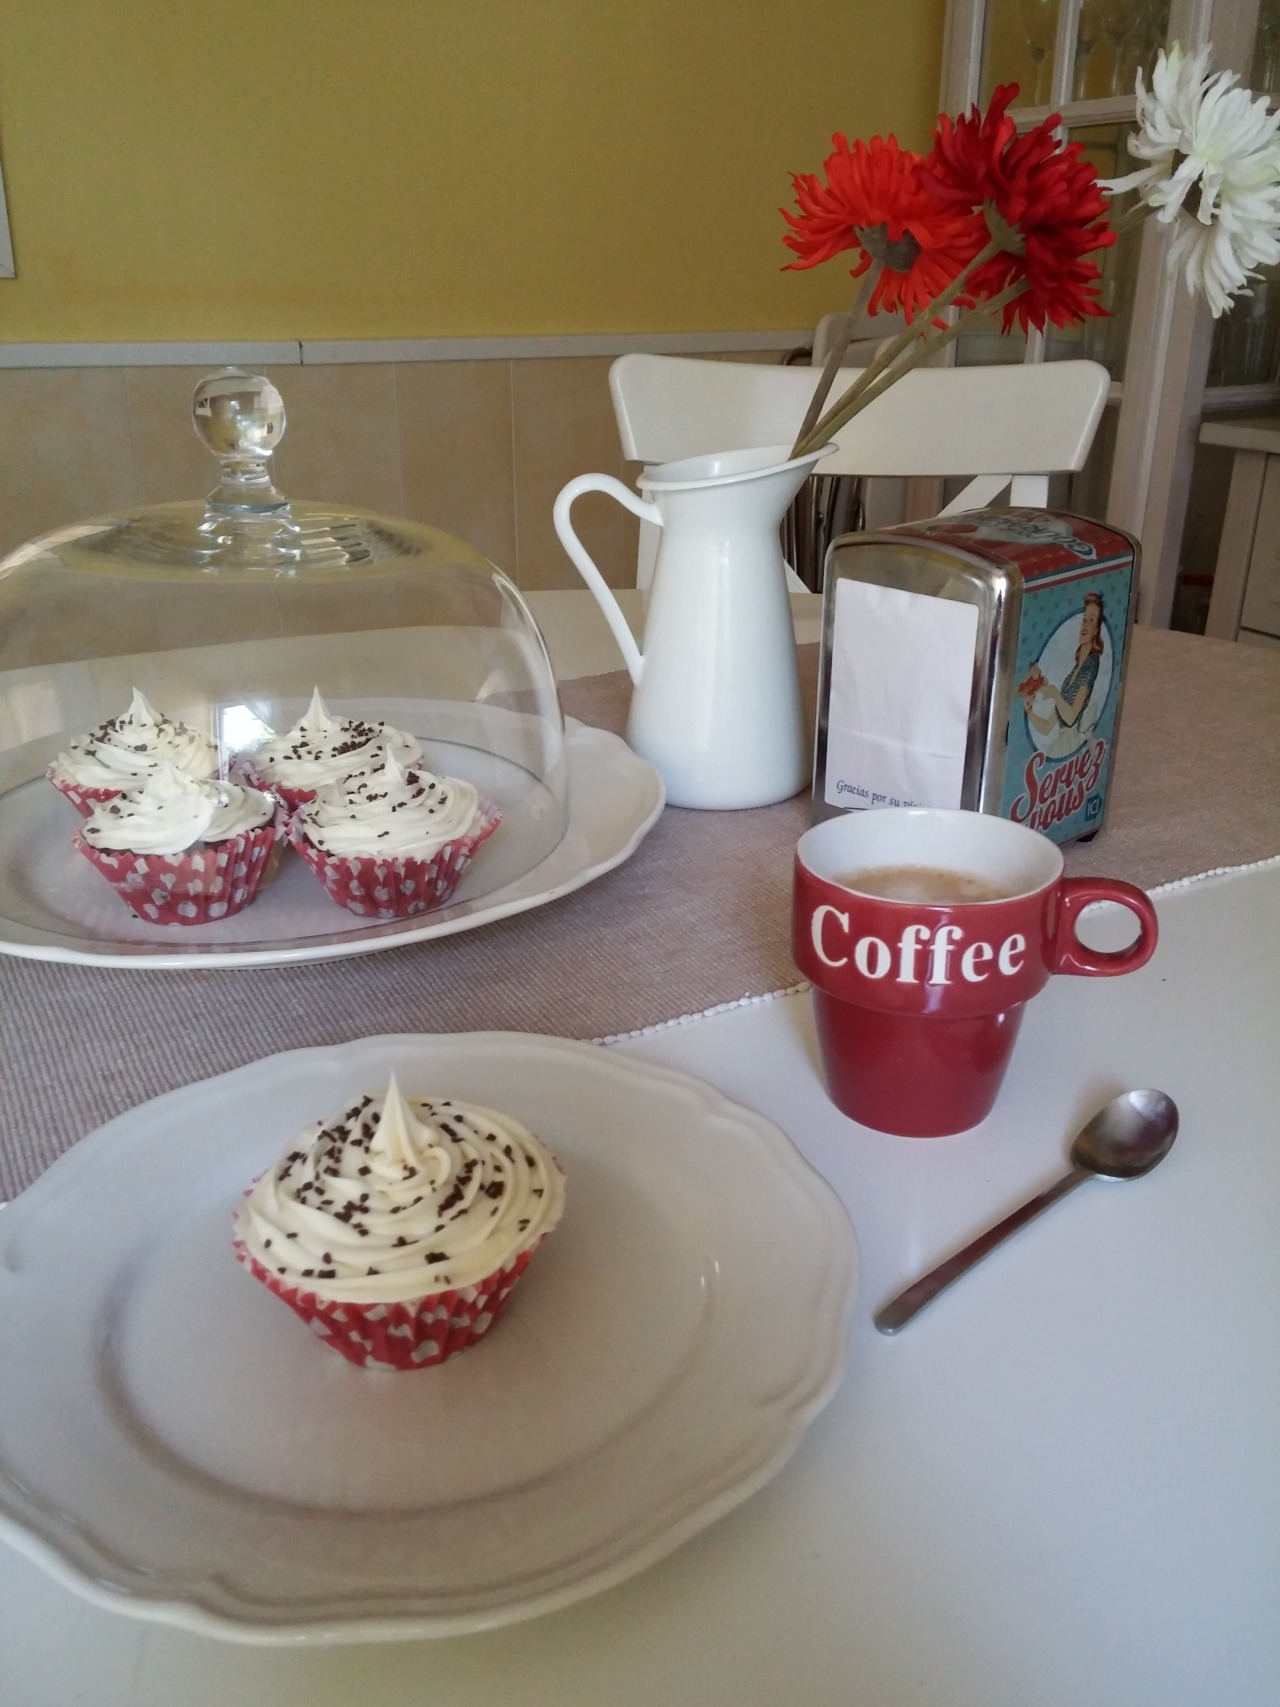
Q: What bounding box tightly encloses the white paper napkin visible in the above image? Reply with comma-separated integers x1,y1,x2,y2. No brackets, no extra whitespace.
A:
823,579,978,810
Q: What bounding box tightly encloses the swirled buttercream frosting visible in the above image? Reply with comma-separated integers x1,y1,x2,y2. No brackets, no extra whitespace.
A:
81,762,275,856
247,688,422,791
235,1076,565,1303
53,688,217,789
297,745,482,858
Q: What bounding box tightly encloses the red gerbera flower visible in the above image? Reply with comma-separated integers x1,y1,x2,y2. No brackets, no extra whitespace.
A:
927,82,1020,201
924,84,1115,331
781,133,987,320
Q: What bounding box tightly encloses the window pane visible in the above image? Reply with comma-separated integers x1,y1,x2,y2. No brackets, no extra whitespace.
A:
981,0,1169,109
1087,0,1170,101
1252,0,1280,97
1047,123,1141,380
1073,0,1112,102
954,310,1029,367
982,0,1060,106
1065,397,1120,522
1207,266,1280,387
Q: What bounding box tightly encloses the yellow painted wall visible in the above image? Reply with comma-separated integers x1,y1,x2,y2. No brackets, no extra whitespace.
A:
0,0,947,342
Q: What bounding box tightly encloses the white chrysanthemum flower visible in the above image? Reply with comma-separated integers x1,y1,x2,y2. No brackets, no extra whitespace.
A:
1104,42,1280,316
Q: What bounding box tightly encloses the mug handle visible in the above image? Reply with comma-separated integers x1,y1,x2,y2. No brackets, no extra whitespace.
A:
1049,878,1158,976
552,474,661,685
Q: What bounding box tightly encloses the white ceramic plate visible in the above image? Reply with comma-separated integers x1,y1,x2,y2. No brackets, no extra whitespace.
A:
0,719,662,967
0,1033,857,1645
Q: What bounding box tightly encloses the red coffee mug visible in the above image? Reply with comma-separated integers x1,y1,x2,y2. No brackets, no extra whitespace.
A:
792,808,1159,1137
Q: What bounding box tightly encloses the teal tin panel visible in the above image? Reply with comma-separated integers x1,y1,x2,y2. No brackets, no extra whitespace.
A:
1001,558,1136,840
916,511,1137,845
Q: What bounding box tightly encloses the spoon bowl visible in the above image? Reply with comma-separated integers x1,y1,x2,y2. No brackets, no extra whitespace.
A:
1071,1087,1179,1179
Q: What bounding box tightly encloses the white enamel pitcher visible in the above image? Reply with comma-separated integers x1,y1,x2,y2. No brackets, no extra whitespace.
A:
553,443,828,809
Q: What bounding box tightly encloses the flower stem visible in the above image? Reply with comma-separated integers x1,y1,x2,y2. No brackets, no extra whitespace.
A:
792,237,1004,459
790,272,873,457
1107,199,1153,236
792,280,1029,457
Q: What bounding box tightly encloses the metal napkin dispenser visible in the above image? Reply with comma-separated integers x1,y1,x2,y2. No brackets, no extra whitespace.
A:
812,509,1140,844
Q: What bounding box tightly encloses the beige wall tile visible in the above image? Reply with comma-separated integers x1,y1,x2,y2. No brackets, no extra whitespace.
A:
395,361,516,576
274,572,403,640
152,579,284,651
4,356,816,616
512,356,636,592
0,369,139,558
125,365,222,504
273,364,402,516
15,566,160,667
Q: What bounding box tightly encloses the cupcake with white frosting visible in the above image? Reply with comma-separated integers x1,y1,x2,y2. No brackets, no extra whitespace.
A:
288,744,500,918
236,688,423,810
48,688,218,816
233,1074,565,1369
74,762,282,924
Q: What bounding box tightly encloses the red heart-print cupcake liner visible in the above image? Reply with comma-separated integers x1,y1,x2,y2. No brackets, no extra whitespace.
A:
288,800,501,919
232,1237,540,1370
46,766,124,818
73,818,283,924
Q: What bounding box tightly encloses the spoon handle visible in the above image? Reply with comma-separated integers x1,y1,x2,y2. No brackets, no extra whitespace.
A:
874,1165,1092,1335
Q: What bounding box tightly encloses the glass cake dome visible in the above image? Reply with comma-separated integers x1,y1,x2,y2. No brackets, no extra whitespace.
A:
0,369,569,959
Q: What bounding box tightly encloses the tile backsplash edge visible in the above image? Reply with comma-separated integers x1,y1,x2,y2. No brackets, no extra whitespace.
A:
0,330,810,369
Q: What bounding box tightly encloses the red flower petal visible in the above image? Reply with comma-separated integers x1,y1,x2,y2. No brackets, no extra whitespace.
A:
922,85,1115,331
781,133,987,321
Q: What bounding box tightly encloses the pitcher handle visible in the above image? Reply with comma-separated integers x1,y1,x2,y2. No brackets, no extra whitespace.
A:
553,474,660,685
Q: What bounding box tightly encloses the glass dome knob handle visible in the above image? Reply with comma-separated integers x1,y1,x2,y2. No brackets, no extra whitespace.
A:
192,369,289,511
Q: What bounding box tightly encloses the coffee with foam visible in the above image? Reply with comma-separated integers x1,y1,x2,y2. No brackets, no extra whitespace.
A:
838,865,1014,905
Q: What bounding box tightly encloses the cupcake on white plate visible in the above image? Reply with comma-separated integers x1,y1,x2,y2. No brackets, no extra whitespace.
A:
288,744,500,918
235,687,423,810
233,1074,566,1369
74,762,283,924
47,688,218,816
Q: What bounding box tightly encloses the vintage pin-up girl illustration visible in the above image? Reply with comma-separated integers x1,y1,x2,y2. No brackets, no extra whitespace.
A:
1018,592,1110,759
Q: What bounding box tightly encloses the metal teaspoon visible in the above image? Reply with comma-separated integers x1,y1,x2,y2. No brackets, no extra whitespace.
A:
874,1089,1180,1335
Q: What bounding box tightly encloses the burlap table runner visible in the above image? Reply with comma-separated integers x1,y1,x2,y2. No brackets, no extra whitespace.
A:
1,625,1277,1198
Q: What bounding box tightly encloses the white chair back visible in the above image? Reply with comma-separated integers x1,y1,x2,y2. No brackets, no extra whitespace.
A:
609,353,1111,587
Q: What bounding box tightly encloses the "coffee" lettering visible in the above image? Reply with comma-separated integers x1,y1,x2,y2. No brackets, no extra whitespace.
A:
811,909,1026,985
